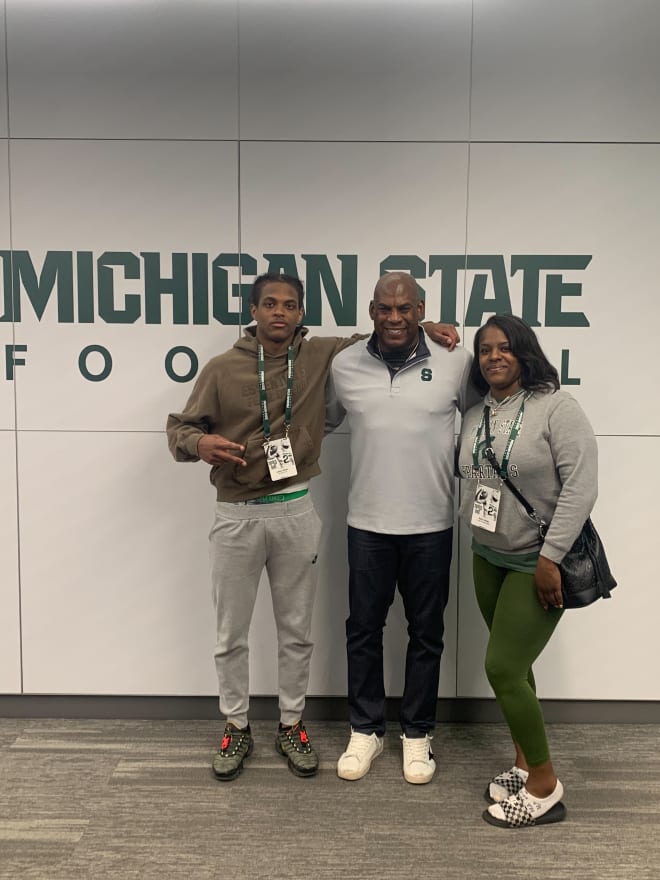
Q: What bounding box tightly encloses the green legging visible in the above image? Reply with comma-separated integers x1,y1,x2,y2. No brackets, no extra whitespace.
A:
473,553,563,767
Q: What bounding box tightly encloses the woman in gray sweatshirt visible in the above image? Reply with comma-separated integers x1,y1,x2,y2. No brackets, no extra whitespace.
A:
457,314,597,829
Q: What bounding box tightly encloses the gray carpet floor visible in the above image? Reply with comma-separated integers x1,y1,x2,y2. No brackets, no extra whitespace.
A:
1,718,658,879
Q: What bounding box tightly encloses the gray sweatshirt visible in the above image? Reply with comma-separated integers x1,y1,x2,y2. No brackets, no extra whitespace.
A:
327,331,475,535
457,389,598,563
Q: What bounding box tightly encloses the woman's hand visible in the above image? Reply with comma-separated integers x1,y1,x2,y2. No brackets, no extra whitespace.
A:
534,555,563,611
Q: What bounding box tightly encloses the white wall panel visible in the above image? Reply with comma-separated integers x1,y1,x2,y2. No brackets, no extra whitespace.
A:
6,0,238,139
19,430,219,695
241,141,470,334
9,139,239,431
0,11,7,138
240,0,472,141
457,436,656,699
0,431,20,693
472,0,660,142
5,1,657,706
0,139,14,429
306,433,351,694
465,143,659,436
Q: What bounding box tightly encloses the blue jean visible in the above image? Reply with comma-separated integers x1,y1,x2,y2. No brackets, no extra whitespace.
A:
346,526,453,737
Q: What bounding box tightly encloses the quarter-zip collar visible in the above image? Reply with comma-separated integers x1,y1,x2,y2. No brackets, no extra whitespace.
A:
367,327,430,379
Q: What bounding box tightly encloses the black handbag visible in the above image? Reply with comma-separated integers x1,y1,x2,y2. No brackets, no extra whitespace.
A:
482,406,617,609
556,518,617,608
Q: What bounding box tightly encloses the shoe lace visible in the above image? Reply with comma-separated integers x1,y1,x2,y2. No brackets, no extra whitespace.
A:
405,736,433,761
221,726,248,756
282,721,312,753
348,731,377,757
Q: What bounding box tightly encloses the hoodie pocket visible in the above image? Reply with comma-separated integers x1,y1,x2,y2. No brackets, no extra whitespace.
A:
232,425,315,488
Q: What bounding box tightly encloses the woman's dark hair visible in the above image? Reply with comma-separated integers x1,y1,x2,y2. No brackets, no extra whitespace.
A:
249,273,304,309
469,314,560,395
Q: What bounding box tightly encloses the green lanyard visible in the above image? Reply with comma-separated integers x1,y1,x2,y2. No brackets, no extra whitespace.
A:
257,344,295,441
472,393,530,477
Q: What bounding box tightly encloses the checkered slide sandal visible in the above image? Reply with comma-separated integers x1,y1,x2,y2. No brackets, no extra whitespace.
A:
484,766,527,804
483,790,567,828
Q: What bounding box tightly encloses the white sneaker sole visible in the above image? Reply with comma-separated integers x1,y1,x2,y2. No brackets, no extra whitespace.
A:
403,764,436,785
337,738,384,781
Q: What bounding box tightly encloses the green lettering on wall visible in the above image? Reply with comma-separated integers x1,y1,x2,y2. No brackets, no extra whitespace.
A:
142,252,189,325
0,250,594,330
428,255,465,325
464,256,512,326
509,255,547,326
97,252,141,324
192,253,209,325
76,252,95,323
11,251,74,322
165,346,199,382
212,253,258,325
79,344,112,381
5,344,27,379
0,252,13,322
510,255,591,327
544,257,591,326
560,349,580,385
302,254,357,326
263,253,299,279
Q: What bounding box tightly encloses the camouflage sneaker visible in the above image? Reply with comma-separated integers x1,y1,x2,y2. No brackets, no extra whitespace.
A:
275,721,319,777
212,723,253,781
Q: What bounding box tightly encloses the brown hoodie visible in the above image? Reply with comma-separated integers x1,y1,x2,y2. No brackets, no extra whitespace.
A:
166,326,362,501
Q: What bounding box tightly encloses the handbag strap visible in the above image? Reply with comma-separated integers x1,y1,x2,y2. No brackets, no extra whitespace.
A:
483,405,547,539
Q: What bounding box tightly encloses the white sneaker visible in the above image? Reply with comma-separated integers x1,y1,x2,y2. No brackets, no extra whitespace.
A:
336,730,384,780
401,733,436,784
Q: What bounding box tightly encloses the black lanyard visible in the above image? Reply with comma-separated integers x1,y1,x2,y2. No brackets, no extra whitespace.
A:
257,344,295,441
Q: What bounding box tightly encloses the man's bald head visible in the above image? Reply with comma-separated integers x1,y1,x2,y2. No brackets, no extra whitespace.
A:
372,271,420,305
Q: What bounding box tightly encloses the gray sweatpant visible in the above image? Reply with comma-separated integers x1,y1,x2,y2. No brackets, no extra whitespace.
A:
209,493,322,729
